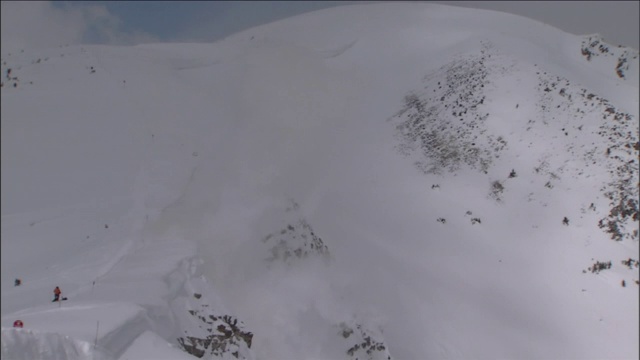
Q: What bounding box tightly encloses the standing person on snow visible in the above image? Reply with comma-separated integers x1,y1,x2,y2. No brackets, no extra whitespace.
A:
53,286,62,302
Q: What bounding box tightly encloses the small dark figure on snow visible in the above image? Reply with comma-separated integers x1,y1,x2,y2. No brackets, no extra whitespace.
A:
562,217,569,226
14,278,21,286
53,286,62,302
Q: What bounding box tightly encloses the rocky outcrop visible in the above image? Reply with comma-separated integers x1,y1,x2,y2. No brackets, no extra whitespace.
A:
579,35,639,79
261,200,330,265
391,42,509,175
535,71,638,241
168,258,255,359
177,304,253,359
338,321,392,360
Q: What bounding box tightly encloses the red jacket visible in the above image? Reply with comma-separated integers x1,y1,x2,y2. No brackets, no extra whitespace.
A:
54,287,61,295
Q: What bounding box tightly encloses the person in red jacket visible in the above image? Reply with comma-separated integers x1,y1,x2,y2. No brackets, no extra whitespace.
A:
53,286,61,302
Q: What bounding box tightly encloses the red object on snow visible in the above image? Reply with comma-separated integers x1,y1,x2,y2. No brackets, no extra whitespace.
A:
13,320,23,328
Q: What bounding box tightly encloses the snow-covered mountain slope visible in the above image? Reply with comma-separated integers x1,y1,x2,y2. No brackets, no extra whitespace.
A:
2,3,638,359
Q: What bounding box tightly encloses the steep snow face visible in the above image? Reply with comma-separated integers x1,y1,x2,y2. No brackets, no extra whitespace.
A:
1,2,638,359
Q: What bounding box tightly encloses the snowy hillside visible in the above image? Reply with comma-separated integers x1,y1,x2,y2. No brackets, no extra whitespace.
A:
2,3,638,359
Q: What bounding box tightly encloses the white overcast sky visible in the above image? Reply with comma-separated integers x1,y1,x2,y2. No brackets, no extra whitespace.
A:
1,1,638,53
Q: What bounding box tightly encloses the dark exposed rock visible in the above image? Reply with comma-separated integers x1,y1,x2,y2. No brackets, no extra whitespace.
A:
262,200,330,265
536,69,638,241
390,42,508,175
339,322,392,360
178,305,253,359
579,35,637,79
585,260,612,274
